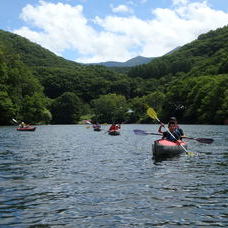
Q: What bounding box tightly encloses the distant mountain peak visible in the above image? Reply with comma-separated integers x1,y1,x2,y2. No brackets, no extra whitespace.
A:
86,56,155,67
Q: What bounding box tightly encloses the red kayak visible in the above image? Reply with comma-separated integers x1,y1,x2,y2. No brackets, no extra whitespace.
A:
153,139,187,159
17,127,36,131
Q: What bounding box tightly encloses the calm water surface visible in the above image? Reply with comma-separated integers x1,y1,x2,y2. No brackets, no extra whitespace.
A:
0,124,227,227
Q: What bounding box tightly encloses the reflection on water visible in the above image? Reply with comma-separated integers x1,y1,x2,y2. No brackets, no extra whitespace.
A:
0,124,227,227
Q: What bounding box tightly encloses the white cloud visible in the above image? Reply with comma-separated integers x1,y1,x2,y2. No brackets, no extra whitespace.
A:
14,1,99,56
111,4,133,14
172,0,188,6
13,0,228,63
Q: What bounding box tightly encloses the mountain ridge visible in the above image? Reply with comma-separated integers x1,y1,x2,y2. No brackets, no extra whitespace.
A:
85,56,155,67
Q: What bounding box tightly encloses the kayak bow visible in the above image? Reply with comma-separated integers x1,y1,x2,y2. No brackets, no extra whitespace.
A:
153,139,187,159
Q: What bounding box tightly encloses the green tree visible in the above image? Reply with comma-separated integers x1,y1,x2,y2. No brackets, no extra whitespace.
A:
162,75,228,124
216,89,228,124
91,93,128,123
20,93,49,123
51,92,82,124
0,91,15,125
144,91,165,113
128,96,146,123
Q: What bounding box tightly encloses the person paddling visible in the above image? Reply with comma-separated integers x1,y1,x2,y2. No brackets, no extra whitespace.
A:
19,122,26,128
93,122,101,129
109,123,121,132
158,120,184,142
19,121,31,128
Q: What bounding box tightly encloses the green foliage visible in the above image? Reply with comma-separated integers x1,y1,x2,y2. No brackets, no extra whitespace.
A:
218,56,228,74
40,109,52,124
128,96,147,123
162,75,228,124
216,89,228,124
51,92,82,124
20,93,49,123
144,91,166,117
91,94,129,123
127,91,166,123
0,91,15,125
0,45,49,124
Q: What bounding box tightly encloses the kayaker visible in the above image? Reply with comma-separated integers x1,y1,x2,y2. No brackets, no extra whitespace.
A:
19,122,26,128
158,121,184,142
109,123,120,131
93,122,101,129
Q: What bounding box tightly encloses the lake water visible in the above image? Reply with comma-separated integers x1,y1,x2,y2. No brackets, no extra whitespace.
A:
0,124,227,227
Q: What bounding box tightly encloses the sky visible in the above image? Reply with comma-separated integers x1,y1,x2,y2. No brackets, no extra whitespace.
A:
1,0,228,63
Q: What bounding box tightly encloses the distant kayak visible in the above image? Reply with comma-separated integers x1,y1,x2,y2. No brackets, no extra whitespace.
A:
17,127,36,131
108,130,120,136
153,139,187,159
94,127,101,131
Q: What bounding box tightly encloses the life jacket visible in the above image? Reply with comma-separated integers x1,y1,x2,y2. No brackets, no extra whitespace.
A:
109,125,119,131
163,128,183,141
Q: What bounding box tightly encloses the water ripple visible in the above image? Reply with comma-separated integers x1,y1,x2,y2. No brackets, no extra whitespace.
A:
0,124,227,227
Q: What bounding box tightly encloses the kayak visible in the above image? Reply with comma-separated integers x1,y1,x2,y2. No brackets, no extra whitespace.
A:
108,130,120,136
152,139,187,159
94,127,101,131
17,127,36,131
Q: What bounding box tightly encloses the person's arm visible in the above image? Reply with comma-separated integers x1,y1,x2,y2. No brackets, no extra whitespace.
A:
178,128,186,139
179,128,184,136
162,131,167,139
158,123,165,133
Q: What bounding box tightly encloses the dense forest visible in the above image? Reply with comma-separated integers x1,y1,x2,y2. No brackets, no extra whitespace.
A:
0,26,227,125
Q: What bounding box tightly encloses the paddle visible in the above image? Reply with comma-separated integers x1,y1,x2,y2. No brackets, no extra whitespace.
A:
147,107,161,123
12,118,18,124
182,136,214,144
133,129,162,136
134,129,213,144
147,107,192,155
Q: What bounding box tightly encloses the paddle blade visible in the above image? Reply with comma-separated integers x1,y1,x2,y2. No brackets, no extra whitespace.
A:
12,118,18,123
134,129,162,136
133,129,148,135
147,108,158,120
196,138,214,144
186,151,196,156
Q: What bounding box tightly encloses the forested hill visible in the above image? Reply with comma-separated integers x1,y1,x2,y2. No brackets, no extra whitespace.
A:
0,30,81,68
0,29,137,125
0,27,227,125
128,26,228,79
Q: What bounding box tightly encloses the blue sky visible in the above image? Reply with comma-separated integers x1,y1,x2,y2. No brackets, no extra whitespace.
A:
1,0,228,63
